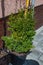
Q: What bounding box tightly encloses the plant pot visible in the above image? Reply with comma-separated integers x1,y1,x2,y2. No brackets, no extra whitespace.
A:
10,50,31,58
10,53,25,65
8,51,32,65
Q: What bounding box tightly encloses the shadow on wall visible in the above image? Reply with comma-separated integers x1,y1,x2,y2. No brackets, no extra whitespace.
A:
1,0,5,18
1,0,6,48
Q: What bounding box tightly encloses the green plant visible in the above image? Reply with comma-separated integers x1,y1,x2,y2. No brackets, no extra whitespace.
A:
2,9,35,53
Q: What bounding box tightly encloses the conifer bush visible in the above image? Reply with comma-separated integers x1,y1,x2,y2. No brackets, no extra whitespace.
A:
2,9,35,53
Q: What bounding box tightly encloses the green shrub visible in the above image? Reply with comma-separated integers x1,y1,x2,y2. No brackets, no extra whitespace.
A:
2,9,35,53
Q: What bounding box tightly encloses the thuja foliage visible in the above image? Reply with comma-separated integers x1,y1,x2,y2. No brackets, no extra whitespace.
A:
2,9,35,53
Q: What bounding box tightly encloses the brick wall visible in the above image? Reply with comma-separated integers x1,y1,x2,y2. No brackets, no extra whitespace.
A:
35,5,43,29
0,20,4,48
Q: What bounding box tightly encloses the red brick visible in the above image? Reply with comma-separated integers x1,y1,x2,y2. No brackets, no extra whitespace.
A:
0,39,3,48
35,5,43,29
